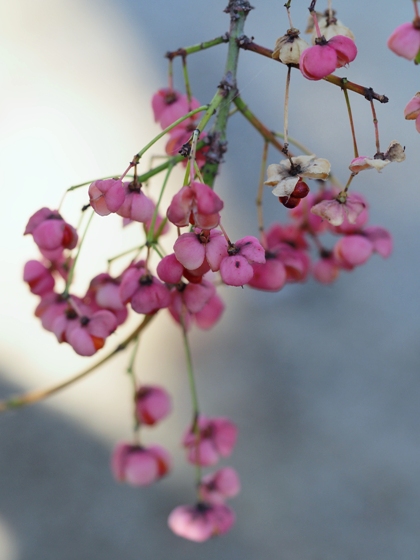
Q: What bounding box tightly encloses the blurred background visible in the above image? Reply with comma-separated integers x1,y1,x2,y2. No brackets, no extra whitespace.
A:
1,0,420,558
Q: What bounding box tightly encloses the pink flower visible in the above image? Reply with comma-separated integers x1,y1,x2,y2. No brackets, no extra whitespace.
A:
173,229,228,272
116,181,155,223
35,292,68,332
183,416,237,466
152,88,201,130
404,92,420,132
119,263,171,315
313,255,341,284
310,192,366,227
24,208,78,252
83,273,128,327
198,467,241,505
387,21,420,60
88,178,125,216
219,236,266,287
349,141,405,173
333,235,373,268
111,443,171,486
169,281,224,331
167,181,223,229
364,226,393,258
156,253,184,284
135,385,172,426
53,307,117,356
299,35,357,80
23,260,55,296
168,503,235,542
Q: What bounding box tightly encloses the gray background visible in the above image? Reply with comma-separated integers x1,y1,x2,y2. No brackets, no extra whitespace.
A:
1,1,420,559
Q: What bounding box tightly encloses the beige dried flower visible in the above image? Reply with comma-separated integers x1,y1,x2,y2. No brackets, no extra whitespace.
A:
272,28,309,65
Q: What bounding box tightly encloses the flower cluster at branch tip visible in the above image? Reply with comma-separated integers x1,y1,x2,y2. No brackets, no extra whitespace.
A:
19,0,404,544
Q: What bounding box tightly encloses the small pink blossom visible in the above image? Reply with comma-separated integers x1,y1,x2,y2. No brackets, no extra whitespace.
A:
387,21,420,60
168,502,235,542
169,282,224,331
23,260,55,296
404,92,420,132
219,236,266,287
84,273,128,326
198,467,241,505
88,178,125,216
299,35,357,80
173,229,228,272
313,255,341,284
183,416,237,466
24,208,78,252
167,181,223,229
116,181,154,223
119,263,171,315
35,292,68,332
333,234,373,268
112,442,171,486
152,88,201,130
364,226,393,258
135,385,172,426
349,141,405,173
310,192,366,227
156,253,184,284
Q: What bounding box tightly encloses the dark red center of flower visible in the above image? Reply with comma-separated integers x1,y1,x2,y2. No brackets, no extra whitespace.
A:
164,91,179,105
139,274,153,286
80,316,90,326
65,309,77,320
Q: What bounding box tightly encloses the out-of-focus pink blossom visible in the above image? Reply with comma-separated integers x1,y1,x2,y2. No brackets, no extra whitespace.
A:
167,182,223,229
116,181,155,223
119,263,171,315
313,255,341,284
35,292,68,332
387,21,420,60
168,502,235,542
349,141,405,173
156,253,184,284
152,88,201,129
198,467,241,505
169,281,224,331
112,442,171,486
404,92,420,132
183,416,237,466
23,260,55,296
25,208,78,252
88,178,125,216
311,192,366,227
364,226,393,258
84,273,128,326
135,385,172,426
333,234,373,268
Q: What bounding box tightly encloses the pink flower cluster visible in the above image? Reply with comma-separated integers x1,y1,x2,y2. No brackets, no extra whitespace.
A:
300,35,357,80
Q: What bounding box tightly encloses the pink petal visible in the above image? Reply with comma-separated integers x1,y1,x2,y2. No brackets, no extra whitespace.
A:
220,255,254,286
174,233,206,270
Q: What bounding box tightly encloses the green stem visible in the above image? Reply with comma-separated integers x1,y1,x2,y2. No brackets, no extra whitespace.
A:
180,313,202,487
63,210,94,297
127,337,141,440
146,164,174,245
201,1,253,187
342,83,358,158
165,35,229,59
135,106,207,160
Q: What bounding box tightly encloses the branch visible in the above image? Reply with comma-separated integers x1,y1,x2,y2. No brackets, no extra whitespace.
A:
165,34,230,59
238,37,389,104
0,314,155,413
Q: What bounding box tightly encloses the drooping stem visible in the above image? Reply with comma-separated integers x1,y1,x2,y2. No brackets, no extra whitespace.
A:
127,336,141,442
135,106,208,160
201,0,253,187
285,1,294,28
283,65,292,156
63,210,94,298
0,314,155,412
370,100,380,154
180,312,202,487
342,84,359,158
182,55,193,105
414,0,420,21
146,163,174,246
256,140,269,245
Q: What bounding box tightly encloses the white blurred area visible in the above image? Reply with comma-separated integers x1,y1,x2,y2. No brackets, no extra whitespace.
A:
0,0,186,441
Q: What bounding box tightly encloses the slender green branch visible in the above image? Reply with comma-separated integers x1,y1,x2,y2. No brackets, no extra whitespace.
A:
146,164,174,245
165,34,229,59
342,83,359,158
63,210,94,297
0,314,155,412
